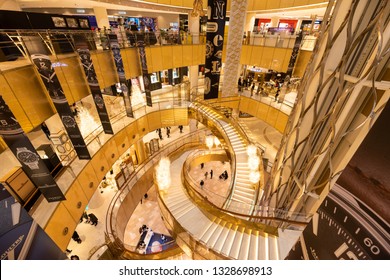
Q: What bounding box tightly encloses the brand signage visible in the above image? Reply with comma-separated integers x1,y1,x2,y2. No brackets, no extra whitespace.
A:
73,35,114,134
30,53,91,160
136,34,153,107
0,96,65,202
204,0,227,100
108,34,134,117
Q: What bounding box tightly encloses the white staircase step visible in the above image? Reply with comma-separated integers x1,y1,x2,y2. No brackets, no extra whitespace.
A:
248,232,259,260
200,219,220,242
206,221,227,247
192,218,216,239
258,234,267,260
229,228,244,259
213,223,232,252
268,236,279,260
238,231,251,260
221,225,239,256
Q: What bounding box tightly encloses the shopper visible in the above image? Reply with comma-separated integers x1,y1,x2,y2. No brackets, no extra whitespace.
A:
88,213,98,226
72,231,82,243
200,180,204,189
200,162,204,169
210,169,213,179
204,171,208,179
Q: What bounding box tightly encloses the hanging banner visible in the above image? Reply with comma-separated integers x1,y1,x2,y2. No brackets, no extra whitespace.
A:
0,188,66,259
136,34,153,107
204,0,227,100
286,32,303,76
107,34,134,117
73,35,114,134
30,54,91,160
0,96,65,202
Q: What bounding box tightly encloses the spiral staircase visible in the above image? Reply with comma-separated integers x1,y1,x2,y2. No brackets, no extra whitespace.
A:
156,102,303,260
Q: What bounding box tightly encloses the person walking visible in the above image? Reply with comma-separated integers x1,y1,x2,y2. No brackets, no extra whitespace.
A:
204,171,208,179
88,213,98,226
200,180,204,189
210,169,213,179
200,162,204,169
72,231,82,243
250,83,255,96
275,89,280,102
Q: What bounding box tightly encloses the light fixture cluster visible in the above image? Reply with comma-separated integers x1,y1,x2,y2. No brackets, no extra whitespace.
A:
205,135,221,149
155,157,171,190
246,144,260,184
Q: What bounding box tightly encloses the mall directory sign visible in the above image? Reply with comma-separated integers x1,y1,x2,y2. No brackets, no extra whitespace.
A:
73,35,114,134
0,95,65,202
204,0,227,100
108,34,135,116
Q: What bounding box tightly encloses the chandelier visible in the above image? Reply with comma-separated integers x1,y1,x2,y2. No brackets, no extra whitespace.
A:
191,0,205,17
155,157,171,190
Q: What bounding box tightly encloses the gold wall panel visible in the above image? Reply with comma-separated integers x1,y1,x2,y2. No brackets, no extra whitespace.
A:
90,150,110,181
76,162,99,200
280,0,295,8
160,109,175,127
62,180,88,223
0,67,55,133
266,106,279,127
150,47,163,72
122,48,142,79
293,50,312,78
125,121,140,143
114,128,131,157
53,55,91,104
172,45,183,67
192,45,201,66
91,51,118,88
274,111,288,133
161,46,173,70
145,47,153,73
44,203,77,251
266,0,281,9
173,108,188,124
261,47,276,69
272,48,287,72
246,100,258,117
238,97,250,112
147,111,162,131
102,136,120,167
182,45,193,66
255,102,269,120
136,116,149,138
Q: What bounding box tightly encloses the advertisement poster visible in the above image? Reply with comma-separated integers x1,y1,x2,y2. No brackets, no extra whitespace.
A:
108,34,134,117
136,33,153,107
30,53,91,160
0,96,65,202
0,187,66,259
204,0,227,99
73,35,114,134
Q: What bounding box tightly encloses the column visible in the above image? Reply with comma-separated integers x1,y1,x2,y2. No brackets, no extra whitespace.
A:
189,12,200,93
93,6,110,29
221,0,248,97
189,13,200,44
263,0,390,220
270,16,279,27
